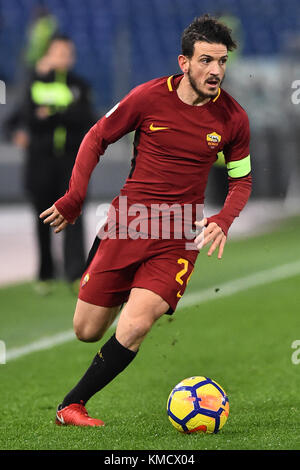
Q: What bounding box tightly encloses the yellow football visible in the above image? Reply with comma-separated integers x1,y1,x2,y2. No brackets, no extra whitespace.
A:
167,376,229,434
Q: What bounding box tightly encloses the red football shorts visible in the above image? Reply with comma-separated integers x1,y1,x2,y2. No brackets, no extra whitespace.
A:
78,235,198,314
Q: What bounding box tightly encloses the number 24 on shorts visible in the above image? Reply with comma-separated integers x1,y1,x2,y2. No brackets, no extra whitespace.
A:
175,258,194,298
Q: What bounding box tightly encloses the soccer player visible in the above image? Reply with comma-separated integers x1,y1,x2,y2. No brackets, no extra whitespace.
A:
40,15,252,426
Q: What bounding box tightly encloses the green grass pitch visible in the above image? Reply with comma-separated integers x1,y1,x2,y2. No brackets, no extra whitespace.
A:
1,217,300,450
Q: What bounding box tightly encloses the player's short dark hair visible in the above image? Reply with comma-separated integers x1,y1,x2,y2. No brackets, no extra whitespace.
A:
181,14,237,57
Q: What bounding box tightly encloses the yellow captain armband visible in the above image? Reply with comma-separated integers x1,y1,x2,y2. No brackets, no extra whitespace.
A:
227,154,251,178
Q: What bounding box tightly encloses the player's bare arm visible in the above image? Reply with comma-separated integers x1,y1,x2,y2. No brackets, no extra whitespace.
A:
194,218,227,259
39,205,71,233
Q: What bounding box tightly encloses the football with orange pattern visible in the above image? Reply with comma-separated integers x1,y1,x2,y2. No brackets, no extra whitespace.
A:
167,376,229,434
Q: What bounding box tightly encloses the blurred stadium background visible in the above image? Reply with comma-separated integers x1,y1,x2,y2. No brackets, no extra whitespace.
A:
1,0,300,451
1,0,300,284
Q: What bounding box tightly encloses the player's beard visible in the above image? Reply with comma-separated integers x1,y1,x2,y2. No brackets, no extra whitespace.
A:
187,69,223,101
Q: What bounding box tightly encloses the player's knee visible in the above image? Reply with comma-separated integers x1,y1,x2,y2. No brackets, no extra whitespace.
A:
73,321,104,343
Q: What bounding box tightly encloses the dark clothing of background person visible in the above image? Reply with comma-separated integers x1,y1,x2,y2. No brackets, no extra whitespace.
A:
20,68,95,282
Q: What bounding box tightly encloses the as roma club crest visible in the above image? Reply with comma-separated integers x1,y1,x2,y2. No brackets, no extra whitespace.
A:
206,131,222,149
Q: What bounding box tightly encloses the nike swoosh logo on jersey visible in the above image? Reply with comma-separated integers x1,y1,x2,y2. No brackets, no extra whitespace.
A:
149,123,169,131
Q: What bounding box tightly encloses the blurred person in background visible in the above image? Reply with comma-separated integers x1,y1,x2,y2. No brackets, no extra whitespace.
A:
5,35,96,294
3,4,59,136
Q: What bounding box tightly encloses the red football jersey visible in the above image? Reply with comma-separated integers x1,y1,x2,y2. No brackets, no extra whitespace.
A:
120,74,250,207
55,74,251,235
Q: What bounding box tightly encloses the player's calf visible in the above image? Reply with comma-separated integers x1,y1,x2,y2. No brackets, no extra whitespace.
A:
56,288,169,420
115,287,170,351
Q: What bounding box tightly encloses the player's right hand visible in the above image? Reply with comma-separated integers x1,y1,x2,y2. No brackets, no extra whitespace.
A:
39,204,70,233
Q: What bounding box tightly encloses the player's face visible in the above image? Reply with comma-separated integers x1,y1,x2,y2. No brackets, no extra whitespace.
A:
181,41,228,100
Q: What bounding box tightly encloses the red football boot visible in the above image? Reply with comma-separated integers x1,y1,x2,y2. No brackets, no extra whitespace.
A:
55,402,105,427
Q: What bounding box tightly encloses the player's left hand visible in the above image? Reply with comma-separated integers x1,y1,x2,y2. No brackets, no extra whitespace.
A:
194,218,227,259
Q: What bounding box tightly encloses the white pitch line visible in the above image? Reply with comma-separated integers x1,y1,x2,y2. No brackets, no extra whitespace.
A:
179,259,300,308
6,330,75,362
5,259,300,362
